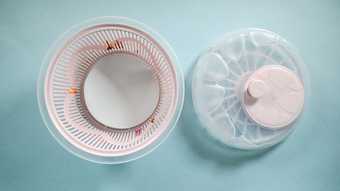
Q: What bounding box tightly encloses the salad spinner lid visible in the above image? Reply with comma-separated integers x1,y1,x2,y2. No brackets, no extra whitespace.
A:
192,28,309,150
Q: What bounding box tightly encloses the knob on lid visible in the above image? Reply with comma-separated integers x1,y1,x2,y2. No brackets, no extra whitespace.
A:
242,65,305,129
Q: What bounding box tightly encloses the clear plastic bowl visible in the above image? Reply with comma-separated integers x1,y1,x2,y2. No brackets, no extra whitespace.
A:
37,17,184,164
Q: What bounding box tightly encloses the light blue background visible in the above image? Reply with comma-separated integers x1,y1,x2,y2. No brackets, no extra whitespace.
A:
1,0,340,190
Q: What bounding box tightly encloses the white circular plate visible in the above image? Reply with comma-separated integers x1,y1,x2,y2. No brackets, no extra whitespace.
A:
84,53,160,129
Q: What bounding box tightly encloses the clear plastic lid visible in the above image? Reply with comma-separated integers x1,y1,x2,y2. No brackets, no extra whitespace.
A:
192,28,309,150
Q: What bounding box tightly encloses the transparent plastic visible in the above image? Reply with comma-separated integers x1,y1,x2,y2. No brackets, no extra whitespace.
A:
37,17,184,164
192,28,309,150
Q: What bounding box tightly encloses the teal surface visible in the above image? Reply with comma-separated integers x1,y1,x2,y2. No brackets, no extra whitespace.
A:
1,0,340,190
